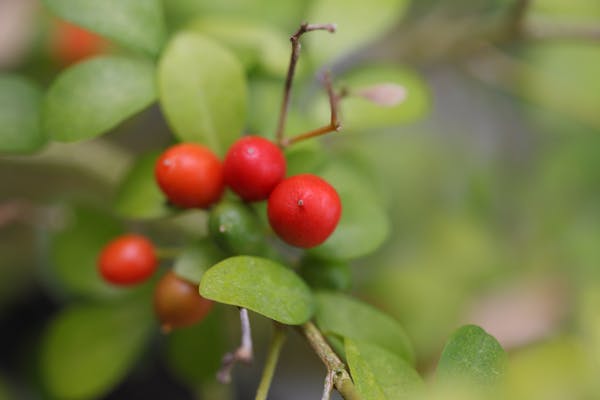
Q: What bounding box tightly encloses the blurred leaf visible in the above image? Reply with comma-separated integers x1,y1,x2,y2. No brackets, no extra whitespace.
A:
163,0,308,32
158,32,247,156
520,43,600,130
173,240,226,284
41,300,152,400
309,160,390,260
188,17,289,76
315,292,414,364
333,65,430,130
436,325,507,387
502,337,597,400
114,152,172,219
51,206,125,299
346,339,423,400
306,0,409,64
529,0,600,21
0,75,45,154
284,140,328,176
199,256,314,324
43,56,157,142
166,309,227,384
43,0,166,55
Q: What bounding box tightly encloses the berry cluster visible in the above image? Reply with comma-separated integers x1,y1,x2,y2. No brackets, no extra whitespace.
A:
155,137,341,248
97,22,343,333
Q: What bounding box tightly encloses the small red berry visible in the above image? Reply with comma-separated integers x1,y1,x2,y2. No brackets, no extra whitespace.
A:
267,174,341,248
51,20,108,66
223,136,286,202
98,234,157,285
154,271,214,333
155,143,225,209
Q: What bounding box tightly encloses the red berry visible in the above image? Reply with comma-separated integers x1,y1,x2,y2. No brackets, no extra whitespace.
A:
52,20,108,66
155,143,225,209
223,136,286,202
98,234,157,285
154,271,214,333
267,174,341,248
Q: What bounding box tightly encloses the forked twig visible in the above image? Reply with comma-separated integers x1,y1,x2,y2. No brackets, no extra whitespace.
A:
275,22,337,146
281,71,343,147
217,308,254,383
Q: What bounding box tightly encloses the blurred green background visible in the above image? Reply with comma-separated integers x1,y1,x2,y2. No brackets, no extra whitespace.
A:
1,0,600,399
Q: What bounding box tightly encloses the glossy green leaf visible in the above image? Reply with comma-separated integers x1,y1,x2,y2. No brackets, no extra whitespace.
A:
44,0,166,55
306,0,409,64
436,325,507,387
43,56,157,142
315,292,414,363
199,256,314,324
166,309,227,383
346,339,423,400
0,75,45,154
114,152,171,219
337,65,430,130
51,206,125,299
188,17,290,76
41,301,152,400
158,32,247,156
173,240,226,284
309,161,390,260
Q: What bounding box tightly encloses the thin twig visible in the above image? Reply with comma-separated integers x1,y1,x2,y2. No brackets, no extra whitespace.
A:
300,322,362,400
321,370,335,400
281,71,342,148
524,21,600,42
255,323,287,400
275,22,336,145
217,308,254,383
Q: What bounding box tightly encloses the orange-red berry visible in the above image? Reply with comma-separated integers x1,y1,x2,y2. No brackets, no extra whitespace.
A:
267,174,341,248
98,234,157,285
223,136,286,202
155,143,225,209
153,271,214,333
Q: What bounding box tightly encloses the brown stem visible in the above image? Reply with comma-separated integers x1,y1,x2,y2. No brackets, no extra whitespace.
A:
217,308,253,383
300,322,362,400
275,22,336,145
281,71,342,148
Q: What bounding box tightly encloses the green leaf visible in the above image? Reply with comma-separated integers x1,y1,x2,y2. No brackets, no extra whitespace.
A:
43,0,166,55
306,0,409,64
0,74,45,154
173,240,226,284
41,300,152,400
188,17,290,76
309,161,390,260
315,292,414,364
436,325,507,387
51,206,126,299
199,256,314,324
158,32,247,156
166,309,227,384
346,339,423,400
43,56,157,142
114,152,172,219
336,65,430,130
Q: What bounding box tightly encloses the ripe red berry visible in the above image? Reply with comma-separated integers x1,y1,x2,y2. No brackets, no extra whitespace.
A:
267,174,341,248
98,234,157,285
223,136,286,202
51,20,108,66
155,143,225,209
154,271,214,333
